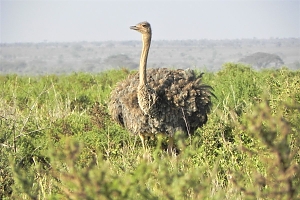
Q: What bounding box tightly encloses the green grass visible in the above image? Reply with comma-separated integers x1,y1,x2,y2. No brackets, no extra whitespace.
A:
1,63,299,199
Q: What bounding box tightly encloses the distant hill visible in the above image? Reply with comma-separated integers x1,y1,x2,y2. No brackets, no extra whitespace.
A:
1,38,299,75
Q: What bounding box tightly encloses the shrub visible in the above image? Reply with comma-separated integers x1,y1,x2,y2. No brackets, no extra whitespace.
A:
1,65,299,199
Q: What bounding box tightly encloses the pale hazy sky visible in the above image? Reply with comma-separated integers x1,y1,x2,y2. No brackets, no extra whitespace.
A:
1,0,299,43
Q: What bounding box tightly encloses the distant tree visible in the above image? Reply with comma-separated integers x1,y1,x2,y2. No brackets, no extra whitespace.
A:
103,54,138,69
239,52,284,69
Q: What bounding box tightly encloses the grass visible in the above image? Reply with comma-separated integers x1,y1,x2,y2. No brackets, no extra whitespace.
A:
0,63,299,199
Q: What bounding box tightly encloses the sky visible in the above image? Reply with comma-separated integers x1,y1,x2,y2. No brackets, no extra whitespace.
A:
1,0,299,43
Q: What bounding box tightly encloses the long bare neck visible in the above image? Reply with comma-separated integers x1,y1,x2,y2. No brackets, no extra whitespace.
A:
139,33,151,86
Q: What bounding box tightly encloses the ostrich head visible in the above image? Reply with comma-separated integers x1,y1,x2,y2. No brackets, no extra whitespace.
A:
130,21,152,36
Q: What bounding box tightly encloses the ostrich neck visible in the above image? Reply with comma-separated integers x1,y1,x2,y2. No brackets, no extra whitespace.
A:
139,34,151,86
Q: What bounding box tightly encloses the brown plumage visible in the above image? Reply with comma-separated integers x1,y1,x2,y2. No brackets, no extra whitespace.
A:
108,21,214,152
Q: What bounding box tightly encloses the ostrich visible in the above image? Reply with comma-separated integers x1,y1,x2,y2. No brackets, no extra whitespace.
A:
108,21,213,152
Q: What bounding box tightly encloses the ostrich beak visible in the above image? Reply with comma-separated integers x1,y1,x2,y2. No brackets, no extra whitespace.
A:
130,26,138,30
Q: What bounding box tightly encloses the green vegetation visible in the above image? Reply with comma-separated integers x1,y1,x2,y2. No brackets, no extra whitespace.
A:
1,63,299,199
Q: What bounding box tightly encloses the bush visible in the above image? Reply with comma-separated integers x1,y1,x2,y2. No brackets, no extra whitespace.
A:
0,65,299,199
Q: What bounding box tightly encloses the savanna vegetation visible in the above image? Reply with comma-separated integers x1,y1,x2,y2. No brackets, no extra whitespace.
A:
0,63,299,199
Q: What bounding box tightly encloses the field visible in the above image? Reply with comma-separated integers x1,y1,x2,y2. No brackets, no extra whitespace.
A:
0,63,300,199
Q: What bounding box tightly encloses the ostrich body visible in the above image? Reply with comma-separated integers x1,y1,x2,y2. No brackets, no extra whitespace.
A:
108,21,213,151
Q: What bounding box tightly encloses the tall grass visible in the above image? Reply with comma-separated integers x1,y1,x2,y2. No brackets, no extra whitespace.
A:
0,63,299,199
